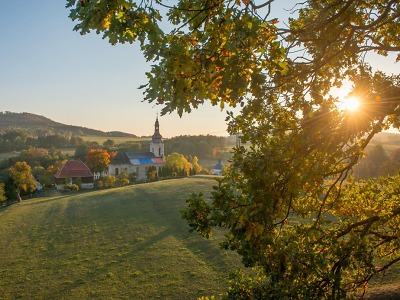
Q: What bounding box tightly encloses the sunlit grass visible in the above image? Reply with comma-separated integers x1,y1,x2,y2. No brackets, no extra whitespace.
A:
0,177,241,299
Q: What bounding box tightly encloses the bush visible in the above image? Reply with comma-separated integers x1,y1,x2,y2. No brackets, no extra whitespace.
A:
64,183,79,191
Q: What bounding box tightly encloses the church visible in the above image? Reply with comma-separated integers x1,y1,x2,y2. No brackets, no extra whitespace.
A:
108,117,164,180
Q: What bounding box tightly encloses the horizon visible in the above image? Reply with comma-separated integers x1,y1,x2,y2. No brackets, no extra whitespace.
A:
0,110,234,138
0,1,232,139
1,1,398,138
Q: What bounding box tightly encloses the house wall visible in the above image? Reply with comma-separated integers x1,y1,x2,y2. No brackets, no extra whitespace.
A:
109,163,163,181
108,163,133,177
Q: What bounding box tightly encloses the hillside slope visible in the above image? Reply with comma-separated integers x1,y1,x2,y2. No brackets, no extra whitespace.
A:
0,177,240,299
0,112,136,137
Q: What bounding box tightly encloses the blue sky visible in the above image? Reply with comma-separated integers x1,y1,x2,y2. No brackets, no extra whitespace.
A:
0,0,231,137
1,1,398,137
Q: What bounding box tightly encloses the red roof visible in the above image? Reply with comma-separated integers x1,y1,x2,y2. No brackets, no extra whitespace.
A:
152,157,164,164
54,160,93,179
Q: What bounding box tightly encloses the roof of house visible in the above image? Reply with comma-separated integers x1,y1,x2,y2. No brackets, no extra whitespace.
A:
127,152,156,159
213,160,224,170
110,151,164,166
54,160,94,179
110,151,131,164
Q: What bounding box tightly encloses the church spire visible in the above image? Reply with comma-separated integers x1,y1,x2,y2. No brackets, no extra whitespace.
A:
152,114,162,143
150,115,164,157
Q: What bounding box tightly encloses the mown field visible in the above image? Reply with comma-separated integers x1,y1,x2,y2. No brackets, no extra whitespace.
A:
1,176,400,299
0,176,241,299
0,151,19,161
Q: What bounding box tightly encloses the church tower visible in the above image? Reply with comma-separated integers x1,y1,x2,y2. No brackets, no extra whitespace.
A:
150,115,164,157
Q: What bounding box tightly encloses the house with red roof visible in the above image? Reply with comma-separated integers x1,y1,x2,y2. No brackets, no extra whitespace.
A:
108,116,164,180
54,160,94,190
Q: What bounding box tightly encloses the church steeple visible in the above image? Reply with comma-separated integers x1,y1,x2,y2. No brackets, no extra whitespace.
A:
150,115,164,157
152,115,162,142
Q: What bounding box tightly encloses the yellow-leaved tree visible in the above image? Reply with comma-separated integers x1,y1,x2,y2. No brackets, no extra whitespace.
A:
8,162,37,202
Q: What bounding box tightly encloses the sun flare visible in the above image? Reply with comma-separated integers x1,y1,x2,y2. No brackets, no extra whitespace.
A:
342,96,361,112
336,95,361,112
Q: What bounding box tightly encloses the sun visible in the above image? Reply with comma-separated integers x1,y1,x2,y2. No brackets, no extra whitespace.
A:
342,96,361,112
330,83,361,112
336,96,361,112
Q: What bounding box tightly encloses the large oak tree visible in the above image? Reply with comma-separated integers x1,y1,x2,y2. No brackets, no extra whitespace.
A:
67,0,400,298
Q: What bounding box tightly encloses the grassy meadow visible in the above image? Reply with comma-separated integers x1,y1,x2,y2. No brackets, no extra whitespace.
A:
0,176,241,299
0,151,20,161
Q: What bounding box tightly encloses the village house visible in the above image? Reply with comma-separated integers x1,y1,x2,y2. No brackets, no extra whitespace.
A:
108,117,164,180
54,160,94,190
211,159,224,176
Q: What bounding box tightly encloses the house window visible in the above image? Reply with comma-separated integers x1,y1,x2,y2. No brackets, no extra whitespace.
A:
159,148,161,156
115,168,119,176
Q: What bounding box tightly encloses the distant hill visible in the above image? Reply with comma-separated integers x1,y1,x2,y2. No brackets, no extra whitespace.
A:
0,112,137,137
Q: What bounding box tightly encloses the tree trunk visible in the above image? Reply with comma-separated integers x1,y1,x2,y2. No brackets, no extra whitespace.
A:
16,188,22,202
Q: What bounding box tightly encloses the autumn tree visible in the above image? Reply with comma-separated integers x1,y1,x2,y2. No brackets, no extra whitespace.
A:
100,174,116,189
8,162,37,202
191,156,202,174
0,182,6,203
164,152,191,176
68,0,400,298
116,172,130,186
85,149,111,173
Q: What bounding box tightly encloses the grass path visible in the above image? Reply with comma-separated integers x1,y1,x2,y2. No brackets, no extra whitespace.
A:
0,177,239,299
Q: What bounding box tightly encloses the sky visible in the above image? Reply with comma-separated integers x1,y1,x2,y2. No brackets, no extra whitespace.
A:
1,1,398,138
0,0,232,138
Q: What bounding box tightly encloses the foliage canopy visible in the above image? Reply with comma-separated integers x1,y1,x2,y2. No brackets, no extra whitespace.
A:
85,148,112,173
0,182,6,202
67,0,400,298
8,161,37,202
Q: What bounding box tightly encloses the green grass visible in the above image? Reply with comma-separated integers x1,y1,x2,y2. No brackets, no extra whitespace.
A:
0,151,20,161
0,176,240,299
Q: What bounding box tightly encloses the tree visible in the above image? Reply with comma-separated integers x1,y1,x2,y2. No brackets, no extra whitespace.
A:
103,139,115,149
68,1,400,298
74,144,89,161
191,156,202,174
116,172,130,186
8,162,37,202
147,166,158,181
0,182,6,203
101,175,116,189
164,152,191,176
85,149,111,173
354,144,392,179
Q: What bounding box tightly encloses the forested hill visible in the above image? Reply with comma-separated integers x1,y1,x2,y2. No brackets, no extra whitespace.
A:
0,112,136,137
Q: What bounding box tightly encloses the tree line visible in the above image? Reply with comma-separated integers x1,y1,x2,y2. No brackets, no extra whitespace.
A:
0,131,232,161
0,131,85,152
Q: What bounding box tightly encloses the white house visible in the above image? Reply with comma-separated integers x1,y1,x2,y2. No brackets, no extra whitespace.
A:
211,159,224,176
